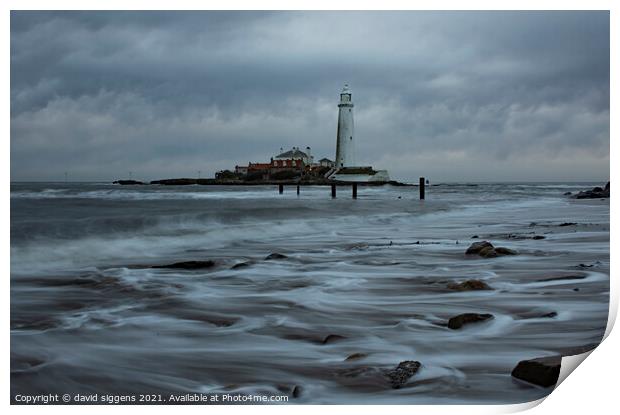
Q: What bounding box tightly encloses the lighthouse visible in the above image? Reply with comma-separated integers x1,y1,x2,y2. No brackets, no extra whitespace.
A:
328,84,390,182
335,84,355,168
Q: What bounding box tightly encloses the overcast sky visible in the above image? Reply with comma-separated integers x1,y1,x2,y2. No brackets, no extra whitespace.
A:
11,11,609,182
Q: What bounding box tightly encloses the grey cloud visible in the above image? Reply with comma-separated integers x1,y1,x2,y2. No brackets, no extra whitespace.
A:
10,11,609,182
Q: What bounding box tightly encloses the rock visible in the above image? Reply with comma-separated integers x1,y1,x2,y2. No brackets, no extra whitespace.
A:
113,179,145,185
495,247,518,255
465,241,494,254
447,279,492,291
322,334,346,344
559,222,577,227
465,241,517,258
152,260,215,270
292,385,302,398
265,253,288,260
150,178,198,185
471,235,479,239
447,313,494,329
231,262,251,269
571,182,610,199
511,356,561,387
537,275,586,282
563,191,572,196
516,310,558,320
532,235,546,240
384,361,421,389
334,360,423,391
479,246,498,258
345,353,368,361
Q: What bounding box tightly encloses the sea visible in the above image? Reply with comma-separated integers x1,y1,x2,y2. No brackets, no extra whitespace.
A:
10,182,610,404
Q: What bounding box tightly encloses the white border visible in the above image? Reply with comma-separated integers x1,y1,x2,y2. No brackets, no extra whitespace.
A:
4,1,616,414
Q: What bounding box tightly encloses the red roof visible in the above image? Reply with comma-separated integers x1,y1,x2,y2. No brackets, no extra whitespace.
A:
248,163,271,170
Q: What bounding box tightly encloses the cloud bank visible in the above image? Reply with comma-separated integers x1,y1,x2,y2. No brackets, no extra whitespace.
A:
11,11,609,182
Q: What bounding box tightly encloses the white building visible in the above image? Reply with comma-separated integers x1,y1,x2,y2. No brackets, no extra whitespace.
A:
329,84,390,182
273,147,312,166
335,84,355,168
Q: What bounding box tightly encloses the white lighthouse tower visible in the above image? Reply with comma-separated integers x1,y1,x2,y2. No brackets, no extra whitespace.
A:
328,84,390,182
335,84,355,168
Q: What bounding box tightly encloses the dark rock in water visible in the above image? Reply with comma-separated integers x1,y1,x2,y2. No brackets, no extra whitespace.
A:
447,279,492,291
573,288,580,292
532,235,546,240
152,260,215,270
231,262,251,269
323,334,346,344
292,385,302,398
471,235,479,239
515,310,558,320
448,313,493,329
345,353,368,361
150,178,198,185
537,275,586,282
571,182,610,199
479,246,498,258
333,360,422,390
465,241,493,254
495,247,518,255
113,179,145,185
465,241,517,258
265,253,288,260
559,222,577,227
384,360,421,389
511,356,561,387
563,191,572,196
